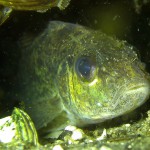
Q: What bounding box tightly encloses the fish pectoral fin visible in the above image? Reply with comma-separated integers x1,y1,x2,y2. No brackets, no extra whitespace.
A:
38,111,69,139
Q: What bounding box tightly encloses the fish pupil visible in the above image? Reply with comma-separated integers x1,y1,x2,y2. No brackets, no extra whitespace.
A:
76,57,94,79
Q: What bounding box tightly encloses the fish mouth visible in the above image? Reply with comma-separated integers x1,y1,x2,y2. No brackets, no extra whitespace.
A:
76,80,150,125
126,84,150,94
125,83,150,105
112,81,150,110
91,83,150,122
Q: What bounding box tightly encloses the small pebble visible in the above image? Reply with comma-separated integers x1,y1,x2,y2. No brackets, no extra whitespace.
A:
71,129,83,140
65,125,76,131
125,124,131,127
52,145,64,150
97,129,107,141
100,146,112,150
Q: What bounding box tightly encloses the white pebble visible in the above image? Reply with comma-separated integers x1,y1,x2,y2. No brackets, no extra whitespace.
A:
71,129,83,140
100,146,112,150
125,124,130,127
0,116,16,143
52,145,63,150
65,125,76,131
96,129,107,141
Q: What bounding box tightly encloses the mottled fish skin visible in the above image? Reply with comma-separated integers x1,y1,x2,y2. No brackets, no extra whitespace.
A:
18,21,150,130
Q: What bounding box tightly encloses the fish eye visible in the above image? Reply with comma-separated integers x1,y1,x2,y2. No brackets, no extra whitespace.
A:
75,57,96,80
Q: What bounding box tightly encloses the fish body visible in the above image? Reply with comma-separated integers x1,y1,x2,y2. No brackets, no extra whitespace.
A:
17,21,150,131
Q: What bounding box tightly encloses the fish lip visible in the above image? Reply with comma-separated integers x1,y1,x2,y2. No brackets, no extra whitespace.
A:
127,84,150,93
81,80,150,124
129,78,150,92
118,78,150,97
118,81,150,106
105,81,150,113
76,83,150,125
75,81,150,125
93,83,150,120
128,83,150,100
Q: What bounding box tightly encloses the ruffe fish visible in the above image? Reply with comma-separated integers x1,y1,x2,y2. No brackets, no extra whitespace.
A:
15,21,150,132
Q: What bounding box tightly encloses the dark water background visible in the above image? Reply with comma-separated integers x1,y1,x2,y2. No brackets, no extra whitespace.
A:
0,0,150,120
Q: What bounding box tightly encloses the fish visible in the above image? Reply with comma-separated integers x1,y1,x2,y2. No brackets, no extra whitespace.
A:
15,21,150,133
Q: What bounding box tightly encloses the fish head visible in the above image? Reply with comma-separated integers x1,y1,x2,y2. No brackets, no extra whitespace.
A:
56,23,150,126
